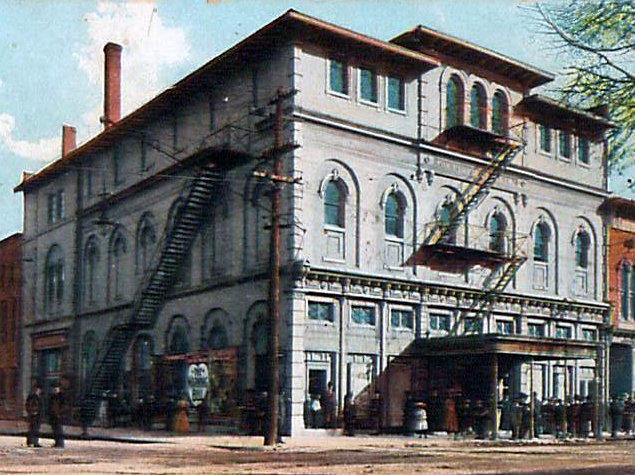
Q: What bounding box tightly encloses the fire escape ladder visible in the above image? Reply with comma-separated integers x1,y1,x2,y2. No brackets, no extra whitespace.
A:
80,163,221,425
423,145,521,247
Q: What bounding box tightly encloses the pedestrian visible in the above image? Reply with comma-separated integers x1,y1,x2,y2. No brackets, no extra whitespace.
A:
321,382,337,428
25,383,42,448
48,385,66,448
343,393,356,436
610,396,625,438
554,399,566,439
197,397,210,433
174,395,190,433
442,394,459,438
499,394,511,432
473,400,489,439
458,398,472,438
310,394,321,428
510,397,522,439
580,396,593,438
520,398,531,439
532,392,542,438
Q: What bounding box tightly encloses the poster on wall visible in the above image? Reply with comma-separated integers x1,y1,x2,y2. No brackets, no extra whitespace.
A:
187,362,210,407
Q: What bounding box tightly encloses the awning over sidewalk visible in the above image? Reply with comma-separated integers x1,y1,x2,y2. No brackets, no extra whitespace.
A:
403,334,598,360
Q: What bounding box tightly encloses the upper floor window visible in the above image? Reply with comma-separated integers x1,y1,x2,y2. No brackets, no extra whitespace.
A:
539,124,552,153
112,233,127,300
489,212,506,253
533,222,550,262
582,328,597,341
391,309,414,330
496,320,514,335
438,200,457,245
359,67,378,104
385,193,405,238
578,138,590,165
138,218,156,274
308,301,335,322
430,313,451,332
324,180,345,228
621,263,635,320
84,238,99,306
113,145,122,185
446,75,463,128
559,131,572,159
470,84,486,129
329,58,348,96
492,91,507,135
528,322,545,337
351,306,376,326
575,230,590,269
47,190,65,224
45,245,64,310
555,325,572,339
387,76,405,112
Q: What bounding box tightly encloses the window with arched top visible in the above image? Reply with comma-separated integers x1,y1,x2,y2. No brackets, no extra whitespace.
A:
575,230,590,269
138,218,156,274
489,213,506,253
621,263,631,320
385,193,405,238
207,323,229,350
45,245,64,311
168,325,189,355
84,238,99,306
81,331,98,389
492,91,508,135
533,223,550,262
470,84,486,129
446,75,463,129
438,200,457,245
252,319,269,391
324,180,345,228
112,233,126,300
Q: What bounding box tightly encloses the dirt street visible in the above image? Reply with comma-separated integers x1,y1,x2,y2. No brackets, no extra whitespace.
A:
0,433,634,475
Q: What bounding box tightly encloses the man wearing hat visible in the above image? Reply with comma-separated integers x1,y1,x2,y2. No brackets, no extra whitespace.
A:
48,384,66,448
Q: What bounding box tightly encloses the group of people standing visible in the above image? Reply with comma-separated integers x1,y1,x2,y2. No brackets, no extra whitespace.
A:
426,392,493,439
608,394,635,438
25,383,67,449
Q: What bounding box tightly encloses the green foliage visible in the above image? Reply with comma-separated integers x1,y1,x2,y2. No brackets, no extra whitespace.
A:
536,1,635,167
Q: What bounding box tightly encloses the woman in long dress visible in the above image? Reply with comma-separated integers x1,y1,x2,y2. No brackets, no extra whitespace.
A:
174,396,190,433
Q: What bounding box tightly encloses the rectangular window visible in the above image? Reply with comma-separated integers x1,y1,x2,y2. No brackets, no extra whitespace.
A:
351,306,375,326
387,76,405,112
430,313,451,332
85,168,93,197
329,58,348,95
539,124,551,153
578,138,590,165
582,328,596,341
391,309,414,329
496,320,514,335
555,325,572,339
47,190,64,224
528,323,545,337
308,302,335,322
464,317,482,333
359,67,378,104
559,131,572,159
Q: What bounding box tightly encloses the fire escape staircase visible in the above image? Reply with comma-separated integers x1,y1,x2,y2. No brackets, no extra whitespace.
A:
80,163,221,425
422,144,521,247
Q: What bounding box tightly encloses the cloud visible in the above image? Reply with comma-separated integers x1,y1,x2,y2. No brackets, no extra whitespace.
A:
0,114,59,162
76,2,190,136
0,2,191,162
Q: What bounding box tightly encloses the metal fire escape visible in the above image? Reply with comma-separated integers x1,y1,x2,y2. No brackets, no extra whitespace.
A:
410,125,526,331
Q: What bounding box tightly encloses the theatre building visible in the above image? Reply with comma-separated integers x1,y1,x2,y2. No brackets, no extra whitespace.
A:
16,11,612,435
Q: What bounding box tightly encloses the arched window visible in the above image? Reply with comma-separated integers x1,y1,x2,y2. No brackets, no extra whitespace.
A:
385,193,405,238
207,323,229,350
81,331,98,388
470,84,486,129
133,335,153,399
138,218,156,274
446,75,463,129
438,200,457,245
252,319,269,391
533,222,550,262
112,233,126,299
492,91,508,135
575,230,590,269
324,180,345,228
621,263,631,320
84,238,99,306
168,325,189,355
167,320,189,396
45,245,64,310
489,213,506,253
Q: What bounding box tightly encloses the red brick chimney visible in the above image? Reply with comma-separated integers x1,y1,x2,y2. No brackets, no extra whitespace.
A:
61,124,76,157
103,42,122,128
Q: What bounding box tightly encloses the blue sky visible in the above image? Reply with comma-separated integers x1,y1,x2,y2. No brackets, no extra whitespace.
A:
0,0,630,239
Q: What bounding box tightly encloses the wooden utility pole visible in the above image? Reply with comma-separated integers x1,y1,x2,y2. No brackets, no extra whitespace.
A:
259,88,298,446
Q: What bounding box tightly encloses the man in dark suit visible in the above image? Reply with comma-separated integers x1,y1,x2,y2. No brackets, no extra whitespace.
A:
48,385,66,448
25,383,42,447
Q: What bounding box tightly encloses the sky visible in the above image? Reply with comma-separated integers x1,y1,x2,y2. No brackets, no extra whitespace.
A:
0,0,631,240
